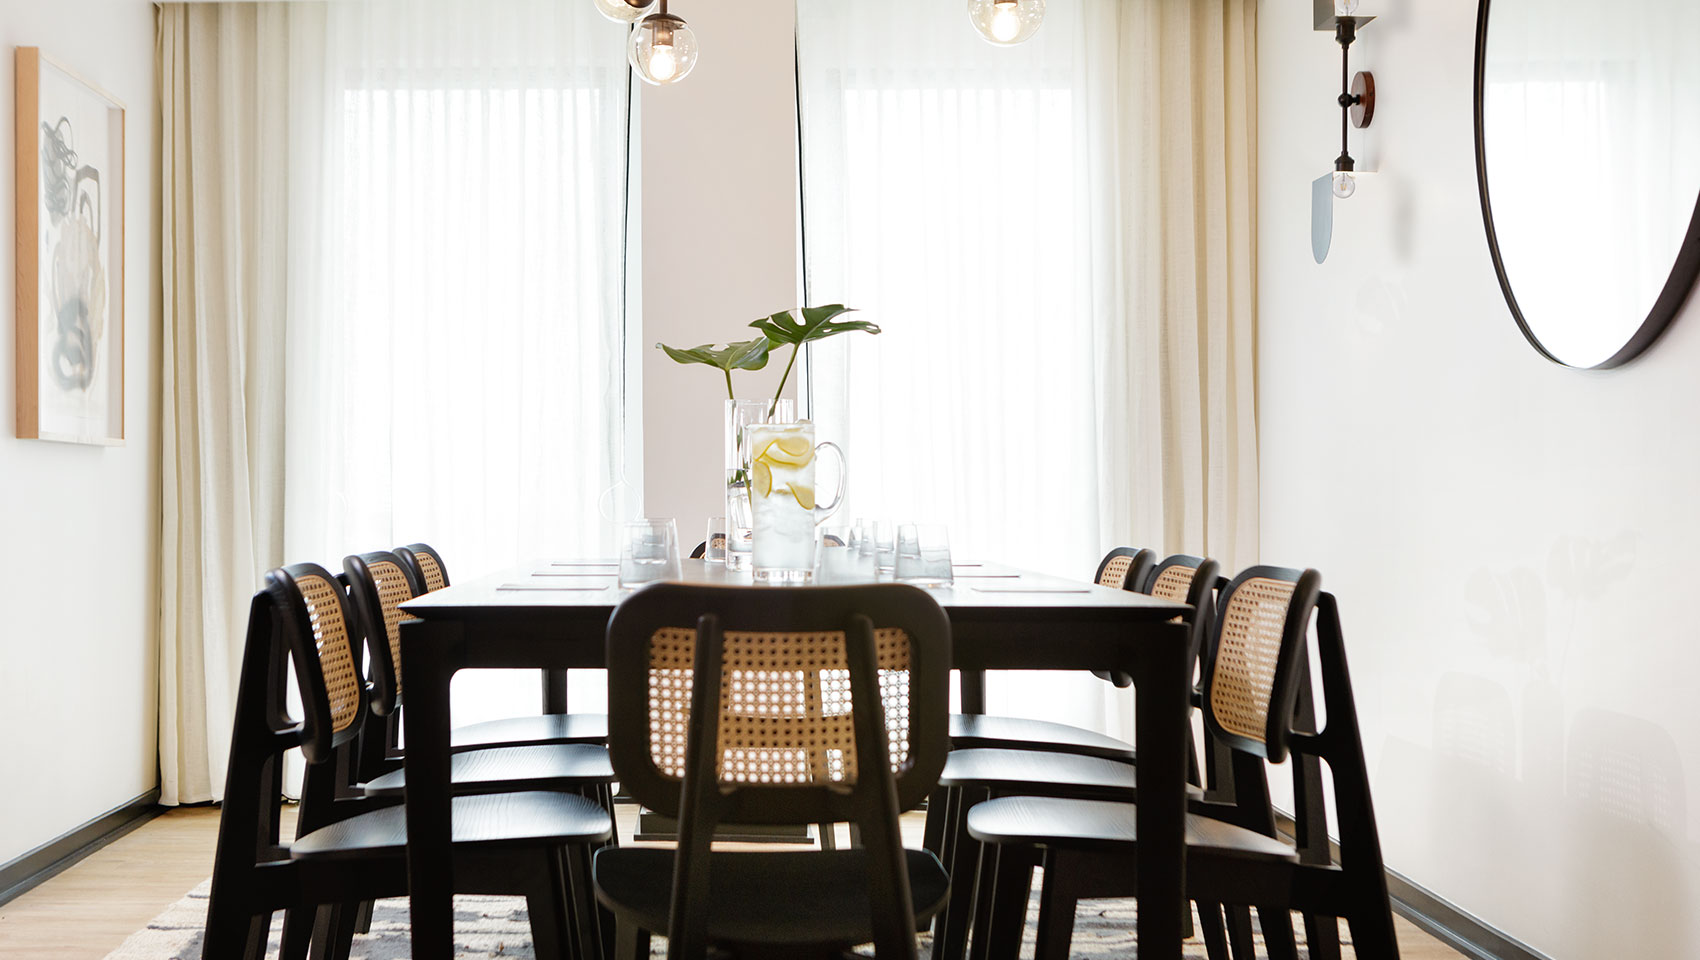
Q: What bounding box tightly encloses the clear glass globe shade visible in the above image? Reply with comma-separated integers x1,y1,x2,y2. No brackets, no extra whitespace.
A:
592,0,655,24
1332,170,1357,199
967,0,1045,46
1334,0,1360,14
629,16,699,85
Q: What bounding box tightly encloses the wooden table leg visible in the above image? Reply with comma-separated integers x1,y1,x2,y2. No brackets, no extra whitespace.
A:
543,669,571,714
1131,622,1189,960
403,618,460,960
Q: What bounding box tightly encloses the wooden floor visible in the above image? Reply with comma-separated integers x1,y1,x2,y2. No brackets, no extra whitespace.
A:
0,805,1466,960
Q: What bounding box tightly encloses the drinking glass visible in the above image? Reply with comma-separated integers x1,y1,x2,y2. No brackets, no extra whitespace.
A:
725,399,794,571
895,523,953,585
816,525,876,584
620,519,682,587
861,519,897,576
704,517,727,563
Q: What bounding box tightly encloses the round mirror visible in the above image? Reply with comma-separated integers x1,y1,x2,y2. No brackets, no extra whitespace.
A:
1475,0,1700,368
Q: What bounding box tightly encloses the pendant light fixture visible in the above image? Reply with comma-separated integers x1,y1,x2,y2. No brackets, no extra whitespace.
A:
967,0,1045,46
623,0,698,86
592,0,655,24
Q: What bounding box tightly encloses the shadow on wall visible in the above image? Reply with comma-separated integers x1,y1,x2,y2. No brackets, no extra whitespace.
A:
1374,531,1694,956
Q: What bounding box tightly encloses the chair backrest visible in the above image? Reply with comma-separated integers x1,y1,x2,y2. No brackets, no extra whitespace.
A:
1201,565,1320,764
265,563,371,765
1093,547,1156,591
396,542,451,593
343,551,424,716
604,582,952,826
1144,553,1220,668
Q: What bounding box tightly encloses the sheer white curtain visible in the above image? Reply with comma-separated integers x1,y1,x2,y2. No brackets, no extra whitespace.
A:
797,0,1258,736
158,0,635,801
282,0,636,729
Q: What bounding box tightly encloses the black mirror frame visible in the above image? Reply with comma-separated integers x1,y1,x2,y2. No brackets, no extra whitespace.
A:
1473,0,1700,369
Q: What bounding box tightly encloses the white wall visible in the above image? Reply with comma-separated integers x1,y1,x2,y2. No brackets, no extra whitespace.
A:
0,0,160,865
1259,2,1700,956
639,0,801,528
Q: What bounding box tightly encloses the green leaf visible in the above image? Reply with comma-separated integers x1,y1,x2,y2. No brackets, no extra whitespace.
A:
747,304,879,347
655,337,773,372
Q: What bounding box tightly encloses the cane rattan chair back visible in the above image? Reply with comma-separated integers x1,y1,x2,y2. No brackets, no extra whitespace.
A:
605,583,952,826
397,542,451,593
1093,547,1156,591
267,563,371,764
343,551,423,716
1201,565,1321,763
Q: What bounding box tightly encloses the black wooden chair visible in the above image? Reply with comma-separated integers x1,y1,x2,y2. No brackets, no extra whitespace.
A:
203,563,612,960
591,583,954,960
341,551,618,813
964,569,1401,960
928,553,1220,960
393,542,610,751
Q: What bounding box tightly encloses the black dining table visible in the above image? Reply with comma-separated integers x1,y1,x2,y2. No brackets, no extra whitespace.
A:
398,559,1193,959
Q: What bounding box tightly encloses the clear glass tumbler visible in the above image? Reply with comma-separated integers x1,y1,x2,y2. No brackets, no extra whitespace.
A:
620,518,682,587
895,523,953,585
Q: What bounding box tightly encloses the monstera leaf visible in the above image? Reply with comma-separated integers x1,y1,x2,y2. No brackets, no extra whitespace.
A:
749,305,878,413
655,337,772,398
748,304,880,346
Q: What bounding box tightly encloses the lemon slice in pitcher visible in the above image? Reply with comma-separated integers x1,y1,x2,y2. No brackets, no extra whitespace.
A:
788,483,816,511
756,435,814,468
753,461,773,497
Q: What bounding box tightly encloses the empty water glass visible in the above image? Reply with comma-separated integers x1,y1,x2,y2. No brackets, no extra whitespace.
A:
857,519,897,576
817,525,877,584
704,517,728,563
895,523,953,585
620,519,682,587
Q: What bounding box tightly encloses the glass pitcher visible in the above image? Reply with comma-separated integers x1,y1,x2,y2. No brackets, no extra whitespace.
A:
725,399,793,571
745,419,845,583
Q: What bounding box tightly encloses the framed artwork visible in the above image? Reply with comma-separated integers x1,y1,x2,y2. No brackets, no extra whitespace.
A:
15,47,125,445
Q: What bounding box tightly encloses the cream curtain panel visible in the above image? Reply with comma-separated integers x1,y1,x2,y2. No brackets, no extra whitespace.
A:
157,0,633,804
797,0,1258,735
158,3,312,806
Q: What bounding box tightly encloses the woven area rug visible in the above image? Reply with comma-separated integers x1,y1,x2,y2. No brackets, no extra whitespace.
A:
103,877,1342,959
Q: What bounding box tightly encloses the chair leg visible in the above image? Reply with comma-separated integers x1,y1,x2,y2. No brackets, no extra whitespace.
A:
817,822,839,851
615,920,651,960
1256,906,1299,960
922,786,949,856
1225,905,1257,960
279,907,314,960
353,899,375,935
526,852,573,960
981,844,1037,960
1346,902,1402,959
933,787,985,960
1032,851,1080,960
1196,902,1232,960
307,903,359,960
1305,912,1344,960
202,899,267,960
565,846,603,960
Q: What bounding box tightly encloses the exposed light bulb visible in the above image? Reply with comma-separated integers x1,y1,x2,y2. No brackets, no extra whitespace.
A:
1334,0,1360,14
968,0,1045,46
1332,170,1357,199
628,14,698,85
648,42,678,82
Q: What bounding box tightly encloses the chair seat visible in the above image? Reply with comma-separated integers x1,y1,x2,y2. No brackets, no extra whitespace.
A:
949,713,1137,762
449,712,609,751
593,847,950,947
966,796,1299,864
291,791,612,861
940,748,1203,800
361,744,614,799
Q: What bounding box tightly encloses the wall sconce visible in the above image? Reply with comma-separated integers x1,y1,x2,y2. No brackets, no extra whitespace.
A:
1311,0,1376,264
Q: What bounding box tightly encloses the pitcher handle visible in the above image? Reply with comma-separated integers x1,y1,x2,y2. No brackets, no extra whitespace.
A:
813,441,847,524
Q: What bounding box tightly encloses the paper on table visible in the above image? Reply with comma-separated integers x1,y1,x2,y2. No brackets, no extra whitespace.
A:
549,560,619,567
530,570,620,577
498,583,612,592
971,587,1091,594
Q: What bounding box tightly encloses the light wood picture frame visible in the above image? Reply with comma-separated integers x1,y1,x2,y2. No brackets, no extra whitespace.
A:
15,47,126,445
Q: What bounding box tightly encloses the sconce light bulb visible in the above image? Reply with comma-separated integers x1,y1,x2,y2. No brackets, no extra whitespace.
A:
1334,0,1360,14
1332,170,1357,199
